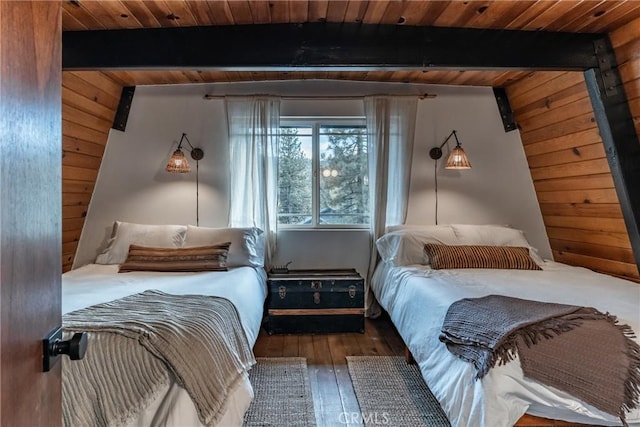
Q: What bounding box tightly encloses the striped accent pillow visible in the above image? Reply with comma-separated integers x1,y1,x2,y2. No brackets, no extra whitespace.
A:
119,243,231,273
424,244,542,270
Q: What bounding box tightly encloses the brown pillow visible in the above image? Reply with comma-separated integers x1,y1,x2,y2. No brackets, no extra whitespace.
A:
119,243,231,273
423,244,542,270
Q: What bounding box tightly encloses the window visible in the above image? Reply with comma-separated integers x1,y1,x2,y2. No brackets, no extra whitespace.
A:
278,118,369,227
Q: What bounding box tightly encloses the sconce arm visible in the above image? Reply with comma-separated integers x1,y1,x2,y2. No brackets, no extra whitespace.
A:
177,133,204,161
429,130,457,160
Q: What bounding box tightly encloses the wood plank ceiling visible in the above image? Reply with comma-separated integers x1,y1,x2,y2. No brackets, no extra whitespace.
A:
62,0,640,87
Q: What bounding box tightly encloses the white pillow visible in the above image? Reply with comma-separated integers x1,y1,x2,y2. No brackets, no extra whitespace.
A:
450,224,544,265
183,226,265,268
95,221,187,265
376,226,459,266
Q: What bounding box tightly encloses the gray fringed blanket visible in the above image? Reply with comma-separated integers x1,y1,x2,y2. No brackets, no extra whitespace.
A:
440,294,640,425
62,290,255,427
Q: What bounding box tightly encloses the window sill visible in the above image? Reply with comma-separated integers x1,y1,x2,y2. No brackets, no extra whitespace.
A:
277,227,369,232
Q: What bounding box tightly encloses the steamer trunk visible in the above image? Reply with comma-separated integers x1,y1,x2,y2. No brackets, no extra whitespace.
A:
267,269,365,334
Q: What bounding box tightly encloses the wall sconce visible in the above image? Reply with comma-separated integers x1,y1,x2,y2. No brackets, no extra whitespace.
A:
429,130,471,169
166,133,205,225
166,133,204,173
429,130,471,225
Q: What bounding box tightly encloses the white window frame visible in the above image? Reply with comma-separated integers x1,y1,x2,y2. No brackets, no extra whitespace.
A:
278,116,368,230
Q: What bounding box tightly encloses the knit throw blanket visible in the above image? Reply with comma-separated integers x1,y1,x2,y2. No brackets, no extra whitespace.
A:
440,294,640,425
62,290,255,427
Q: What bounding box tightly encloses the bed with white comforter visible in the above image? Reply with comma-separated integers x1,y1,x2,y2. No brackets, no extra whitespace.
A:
371,224,640,427
62,222,268,427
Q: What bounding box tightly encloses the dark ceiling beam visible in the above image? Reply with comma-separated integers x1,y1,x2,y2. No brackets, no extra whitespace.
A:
585,38,640,274
62,23,600,71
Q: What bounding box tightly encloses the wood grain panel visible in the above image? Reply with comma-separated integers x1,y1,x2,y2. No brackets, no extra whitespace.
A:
63,193,92,208
61,86,117,122
527,143,605,168
529,158,611,181
549,238,636,264
507,70,639,280
62,135,106,158
543,216,628,233
532,174,614,192
510,72,585,114
62,104,112,132
62,73,119,109
0,2,62,425
553,250,639,280
609,14,640,49
62,120,108,146
519,112,597,145
63,217,86,232
506,71,565,102
62,165,99,182
620,59,640,85
62,152,103,170
546,226,632,249
536,188,621,204
515,96,594,133
539,203,623,219
522,128,602,156
513,82,588,122
62,71,122,272
62,179,96,194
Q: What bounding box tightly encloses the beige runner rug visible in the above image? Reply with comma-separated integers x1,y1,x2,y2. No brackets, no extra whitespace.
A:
243,357,316,427
346,356,450,427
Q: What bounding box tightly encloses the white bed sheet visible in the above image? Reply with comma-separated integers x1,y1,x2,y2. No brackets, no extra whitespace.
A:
62,264,268,427
372,260,640,427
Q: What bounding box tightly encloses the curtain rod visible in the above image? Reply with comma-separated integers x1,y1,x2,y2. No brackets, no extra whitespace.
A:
202,93,437,100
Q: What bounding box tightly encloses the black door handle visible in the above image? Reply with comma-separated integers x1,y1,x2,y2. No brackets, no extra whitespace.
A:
51,332,88,360
43,327,89,372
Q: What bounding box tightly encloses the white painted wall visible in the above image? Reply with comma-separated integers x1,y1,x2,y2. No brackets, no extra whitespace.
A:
74,80,551,274
407,85,551,258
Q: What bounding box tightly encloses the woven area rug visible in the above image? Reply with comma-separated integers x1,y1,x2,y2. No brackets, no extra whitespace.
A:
243,357,316,427
346,356,451,427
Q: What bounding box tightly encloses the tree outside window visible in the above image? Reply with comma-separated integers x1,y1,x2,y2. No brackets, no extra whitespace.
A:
277,120,369,227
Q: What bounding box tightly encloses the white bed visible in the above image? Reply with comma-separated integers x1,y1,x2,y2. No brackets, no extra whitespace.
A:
371,225,640,427
62,222,268,427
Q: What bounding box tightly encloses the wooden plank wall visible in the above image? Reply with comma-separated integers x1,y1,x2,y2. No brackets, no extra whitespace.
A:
62,72,122,272
505,26,640,281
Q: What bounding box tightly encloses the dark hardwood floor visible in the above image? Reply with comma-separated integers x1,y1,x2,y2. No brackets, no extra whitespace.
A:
253,315,405,426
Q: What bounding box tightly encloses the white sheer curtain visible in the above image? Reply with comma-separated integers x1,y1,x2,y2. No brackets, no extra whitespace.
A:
225,96,280,265
364,96,418,316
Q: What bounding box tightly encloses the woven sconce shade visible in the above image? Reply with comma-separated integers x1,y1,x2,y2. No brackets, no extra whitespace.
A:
445,145,471,169
165,149,191,173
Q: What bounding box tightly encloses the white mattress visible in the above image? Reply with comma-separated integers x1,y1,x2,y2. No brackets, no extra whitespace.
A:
62,264,268,427
371,260,640,427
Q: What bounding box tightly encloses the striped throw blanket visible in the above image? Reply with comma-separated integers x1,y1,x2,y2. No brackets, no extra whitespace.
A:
62,290,255,427
440,294,640,425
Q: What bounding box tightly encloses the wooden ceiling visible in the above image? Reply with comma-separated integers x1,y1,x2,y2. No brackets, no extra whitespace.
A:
61,0,640,88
